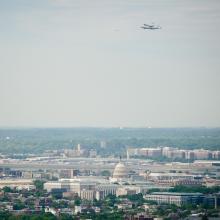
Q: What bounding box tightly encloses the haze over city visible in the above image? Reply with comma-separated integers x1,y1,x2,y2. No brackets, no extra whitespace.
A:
1,1,220,219
1,0,220,128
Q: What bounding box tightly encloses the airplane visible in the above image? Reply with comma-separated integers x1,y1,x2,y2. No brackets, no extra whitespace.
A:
141,23,161,30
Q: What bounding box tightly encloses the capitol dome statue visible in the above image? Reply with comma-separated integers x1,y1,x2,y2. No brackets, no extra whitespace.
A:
112,162,128,179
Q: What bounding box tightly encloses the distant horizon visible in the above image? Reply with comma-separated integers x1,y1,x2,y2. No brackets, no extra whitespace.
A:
0,125,220,129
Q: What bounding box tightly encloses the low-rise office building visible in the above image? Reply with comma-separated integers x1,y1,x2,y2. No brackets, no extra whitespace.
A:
116,186,140,197
144,192,204,206
0,179,35,190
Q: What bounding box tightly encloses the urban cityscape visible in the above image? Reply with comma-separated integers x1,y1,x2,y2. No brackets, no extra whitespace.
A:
0,128,220,220
1,0,220,220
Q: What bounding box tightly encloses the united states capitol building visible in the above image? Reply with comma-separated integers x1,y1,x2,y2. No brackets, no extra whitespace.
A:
44,160,161,201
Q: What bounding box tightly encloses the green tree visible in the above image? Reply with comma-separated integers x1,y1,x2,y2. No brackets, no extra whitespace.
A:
202,214,209,220
13,201,25,210
74,198,81,206
33,180,45,190
101,170,111,177
2,186,13,193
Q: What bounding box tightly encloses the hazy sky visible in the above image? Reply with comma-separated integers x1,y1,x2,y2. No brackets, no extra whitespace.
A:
0,0,220,127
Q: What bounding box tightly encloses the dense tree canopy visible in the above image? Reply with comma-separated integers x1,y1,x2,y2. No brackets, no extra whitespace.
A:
1,128,220,155
169,185,220,194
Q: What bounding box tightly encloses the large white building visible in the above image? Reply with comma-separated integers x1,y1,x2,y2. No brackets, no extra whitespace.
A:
44,179,96,194
44,178,117,201
95,184,119,198
127,146,220,160
80,189,96,201
0,179,35,190
116,186,140,197
110,161,130,183
112,162,128,179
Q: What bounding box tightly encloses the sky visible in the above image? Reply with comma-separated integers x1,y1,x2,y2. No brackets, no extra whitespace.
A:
0,0,220,128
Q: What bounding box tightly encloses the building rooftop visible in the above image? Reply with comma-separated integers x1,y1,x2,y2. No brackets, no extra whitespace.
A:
150,192,203,196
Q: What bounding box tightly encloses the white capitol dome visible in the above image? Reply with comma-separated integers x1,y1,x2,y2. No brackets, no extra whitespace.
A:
112,162,128,179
